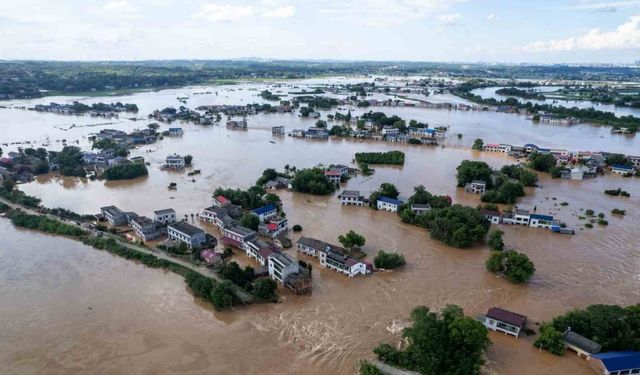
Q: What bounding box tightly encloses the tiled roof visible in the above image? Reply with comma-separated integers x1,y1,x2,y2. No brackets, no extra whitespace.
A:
168,221,204,236
486,307,527,328
252,204,277,216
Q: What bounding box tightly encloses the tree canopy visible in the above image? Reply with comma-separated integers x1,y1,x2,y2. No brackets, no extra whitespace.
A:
418,205,490,248
338,230,366,251
373,305,490,375
291,168,335,195
374,250,406,269
485,250,535,283
456,160,494,189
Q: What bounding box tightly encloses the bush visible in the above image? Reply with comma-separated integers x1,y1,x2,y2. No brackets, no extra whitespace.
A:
103,163,148,180
291,168,335,195
585,209,595,216
292,224,302,232
239,213,260,231
359,361,383,375
534,325,565,356
373,305,490,375
487,229,505,251
548,304,640,352
9,211,87,237
456,160,494,189
420,205,490,248
354,151,405,165
598,219,608,226
529,152,556,172
612,208,626,215
374,250,406,269
253,278,278,301
486,250,535,283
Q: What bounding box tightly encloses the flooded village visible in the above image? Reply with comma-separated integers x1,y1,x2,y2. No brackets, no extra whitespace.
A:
1,75,640,375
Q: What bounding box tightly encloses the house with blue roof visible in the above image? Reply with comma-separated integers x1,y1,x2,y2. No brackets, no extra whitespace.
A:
168,127,183,136
590,351,640,375
377,196,403,213
252,204,278,222
611,164,635,176
529,213,558,229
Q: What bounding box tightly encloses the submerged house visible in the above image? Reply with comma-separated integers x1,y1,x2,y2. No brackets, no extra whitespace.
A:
563,329,601,358
590,351,640,375
482,307,527,338
167,221,206,248
100,205,128,226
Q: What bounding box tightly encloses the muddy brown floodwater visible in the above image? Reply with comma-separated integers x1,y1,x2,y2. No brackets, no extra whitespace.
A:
2,79,640,375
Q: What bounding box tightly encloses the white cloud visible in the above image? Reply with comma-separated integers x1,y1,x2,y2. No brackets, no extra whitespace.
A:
527,14,640,52
194,3,255,22
437,13,461,24
102,0,137,14
261,5,295,18
486,13,498,20
320,0,466,26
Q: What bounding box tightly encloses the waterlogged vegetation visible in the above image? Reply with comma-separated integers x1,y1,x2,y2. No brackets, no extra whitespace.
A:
291,168,336,195
485,250,536,284
355,151,405,165
103,163,148,180
535,304,640,355
373,305,490,375
373,250,406,269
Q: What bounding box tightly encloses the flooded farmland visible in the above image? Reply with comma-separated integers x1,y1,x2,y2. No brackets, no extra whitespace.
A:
1,78,639,375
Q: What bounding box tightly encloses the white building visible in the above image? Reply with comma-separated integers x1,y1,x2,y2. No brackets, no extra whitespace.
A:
164,154,186,169
168,127,183,136
503,209,531,226
381,127,399,137
529,214,558,229
376,196,403,212
340,190,365,206
410,204,431,214
130,216,161,242
167,221,206,248
154,208,176,224
464,180,487,194
100,205,127,226
483,307,527,338
268,252,300,285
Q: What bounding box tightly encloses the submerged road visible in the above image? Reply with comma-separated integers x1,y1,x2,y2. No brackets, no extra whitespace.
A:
0,196,254,304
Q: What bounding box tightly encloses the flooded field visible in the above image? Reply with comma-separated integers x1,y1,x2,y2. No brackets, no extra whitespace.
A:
2,78,640,375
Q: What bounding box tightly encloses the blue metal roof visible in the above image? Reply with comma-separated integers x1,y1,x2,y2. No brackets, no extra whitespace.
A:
252,204,277,215
592,351,640,372
612,164,633,170
530,213,554,221
378,196,403,205
524,143,538,148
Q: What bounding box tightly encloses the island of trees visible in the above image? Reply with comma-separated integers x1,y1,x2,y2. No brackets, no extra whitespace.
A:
355,151,405,165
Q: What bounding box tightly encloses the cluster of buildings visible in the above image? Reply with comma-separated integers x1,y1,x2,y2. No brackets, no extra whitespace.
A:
482,142,639,178
290,127,329,139
296,237,372,277
479,206,572,233
149,107,214,125
98,205,209,246
226,119,248,129
29,101,138,117
0,150,52,183
199,195,311,293
480,306,640,375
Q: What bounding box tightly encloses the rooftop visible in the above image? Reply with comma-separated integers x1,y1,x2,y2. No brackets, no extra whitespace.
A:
168,221,204,236
154,208,175,215
592,351,640,372
270,252,297,267
530,213,554,221
563,330,601,355
486,307,527,328
252,204,277,216
378,196,403,205
225,225,257,238
101,205,124,216
340,190,361,197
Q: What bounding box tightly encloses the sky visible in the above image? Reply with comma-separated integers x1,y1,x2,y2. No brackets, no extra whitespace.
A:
2,0,640,63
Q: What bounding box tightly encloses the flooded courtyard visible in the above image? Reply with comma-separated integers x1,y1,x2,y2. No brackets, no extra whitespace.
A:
1,78,639,375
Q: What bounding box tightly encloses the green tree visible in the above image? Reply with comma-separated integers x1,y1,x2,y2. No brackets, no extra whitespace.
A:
486,250,535,283
529,153,556,172
487,229,505,251
291,168,335,195
329,125,344,136
456,160,494,189
253,278,277,301
359,361,383,375
210,280,235,310
533,325,565,355
373,305,490,375
419,205,490,248
338,230,366,252
374,250,406,269
184,154,193,165
472,138,484,150
240,213,260,231
55,146,85,177
102,163,148,180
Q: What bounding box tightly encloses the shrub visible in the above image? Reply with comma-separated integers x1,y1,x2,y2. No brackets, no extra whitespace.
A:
487,229,505,251
354,151,405,165
374,250,406,269
486,250,535,283
612,208,626,215
292,224,302,232
103,163,148,180
533,325,565,356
